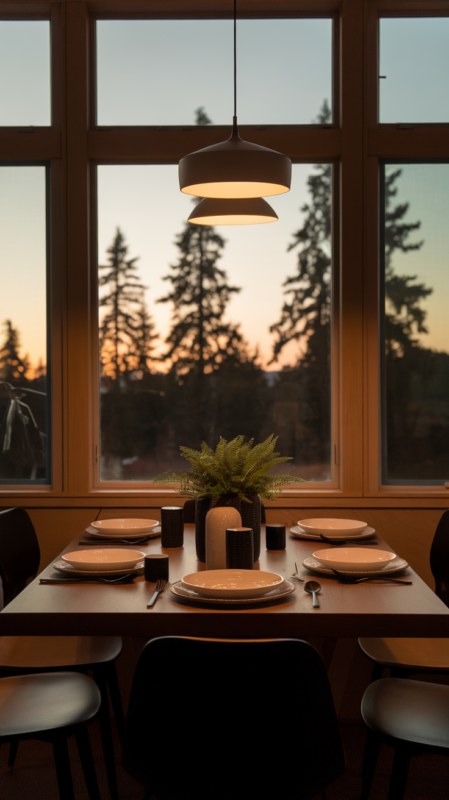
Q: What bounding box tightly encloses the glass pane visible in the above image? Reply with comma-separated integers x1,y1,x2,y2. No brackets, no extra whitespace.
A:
0,166,49,484
96,19,332,125
379,18,449,123
97,158,332,482
381,162,449,484
0,21,51,126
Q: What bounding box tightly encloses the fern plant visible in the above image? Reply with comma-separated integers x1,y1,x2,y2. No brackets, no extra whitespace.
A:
153,434,304,502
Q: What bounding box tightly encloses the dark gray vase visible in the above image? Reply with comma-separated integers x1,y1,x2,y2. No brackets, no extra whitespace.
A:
194,497,211,563
210,494,261,562
240,494,261,562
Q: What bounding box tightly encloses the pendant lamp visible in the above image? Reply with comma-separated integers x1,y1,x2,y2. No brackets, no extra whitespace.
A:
179,0,292,200
188,197,278,226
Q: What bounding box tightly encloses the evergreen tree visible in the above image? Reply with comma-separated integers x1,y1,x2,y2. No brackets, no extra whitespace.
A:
0,320,30,383
269,100,332,368
99,228,154,379
130,292,158,376
157,223,245,376
158,108,247,378
383,168,430,355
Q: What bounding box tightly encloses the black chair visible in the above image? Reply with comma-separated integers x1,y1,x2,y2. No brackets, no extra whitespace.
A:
0,507,123,799
0,670,101,800
359,509,449,679
122,637,345,800
361,677,449,800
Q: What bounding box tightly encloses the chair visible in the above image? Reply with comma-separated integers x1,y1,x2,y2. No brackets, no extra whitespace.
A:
122,637,345,800
361,677,449,800
359,509,449,680
0,507,123,799
0,670,101,800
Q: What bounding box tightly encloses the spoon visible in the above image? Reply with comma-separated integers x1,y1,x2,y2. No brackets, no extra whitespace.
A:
304,580,321,608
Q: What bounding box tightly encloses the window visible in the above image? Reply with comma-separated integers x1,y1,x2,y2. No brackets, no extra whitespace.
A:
380,161,449,484
96,18,333,126
97,162,333,482
0,21,51,126
379,18,449,124
0,164,50,484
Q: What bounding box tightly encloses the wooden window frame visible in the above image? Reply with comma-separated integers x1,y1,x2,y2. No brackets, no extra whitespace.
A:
0,0,448,510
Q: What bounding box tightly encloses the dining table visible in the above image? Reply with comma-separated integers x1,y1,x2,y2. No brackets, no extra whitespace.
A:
1,524,448,641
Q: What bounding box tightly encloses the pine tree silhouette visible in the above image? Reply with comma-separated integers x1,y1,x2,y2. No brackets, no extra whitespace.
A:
383,168,430,355
158,108,247,379
0,320,30,383
99,228,155,379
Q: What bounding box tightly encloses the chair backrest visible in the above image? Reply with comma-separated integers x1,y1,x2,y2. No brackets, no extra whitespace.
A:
0,508,40,606
430,510,449,606
122,637,345,800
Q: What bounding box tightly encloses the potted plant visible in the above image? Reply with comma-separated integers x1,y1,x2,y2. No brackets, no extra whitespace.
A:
153,434,304,562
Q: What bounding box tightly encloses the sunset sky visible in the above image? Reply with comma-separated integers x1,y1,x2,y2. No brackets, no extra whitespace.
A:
1,17,449,374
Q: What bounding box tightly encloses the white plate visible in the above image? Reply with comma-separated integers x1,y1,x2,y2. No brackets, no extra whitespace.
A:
53,559,144,577
181,569,284,599
302,556,409,578
85,525,161,540
312,547,396,572
90,518,159,535
298,518,368,536
171,579,295,604
290,525,376,542
61,549,145,571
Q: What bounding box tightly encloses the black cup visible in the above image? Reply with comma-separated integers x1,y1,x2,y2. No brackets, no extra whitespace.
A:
226,527,254,570
144,554,169,582
266,524,286,550
161,506,184,548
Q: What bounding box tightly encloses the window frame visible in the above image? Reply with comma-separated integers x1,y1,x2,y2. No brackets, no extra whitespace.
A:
1,0,448,507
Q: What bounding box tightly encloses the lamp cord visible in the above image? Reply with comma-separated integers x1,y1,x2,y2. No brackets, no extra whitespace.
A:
233,0,238,134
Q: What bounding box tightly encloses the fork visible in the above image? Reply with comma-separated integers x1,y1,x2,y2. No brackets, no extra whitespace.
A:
331,568,412,585
147,578,167,608
40,573,136,585
290,562,305,582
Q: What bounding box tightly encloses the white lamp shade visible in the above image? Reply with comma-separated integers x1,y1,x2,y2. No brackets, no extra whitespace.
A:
188,197,279,226
179,131,292,199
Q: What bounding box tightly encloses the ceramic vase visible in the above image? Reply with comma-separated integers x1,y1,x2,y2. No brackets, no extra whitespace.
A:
205,506,242,570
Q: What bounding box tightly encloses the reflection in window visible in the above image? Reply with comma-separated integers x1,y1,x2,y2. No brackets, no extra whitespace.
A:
379,18,449,123
0,166,49,484
381,162,449,484
96,18,332,126
97,126,332,482
0,21,50,126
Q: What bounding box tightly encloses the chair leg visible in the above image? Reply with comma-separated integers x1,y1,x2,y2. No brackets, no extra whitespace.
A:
52,737,75,800
8,740,19,768
371,662,383,682
360,728,382,800
76,727,101,800
387,747,411,800
105,661,125,743
93,667,118,800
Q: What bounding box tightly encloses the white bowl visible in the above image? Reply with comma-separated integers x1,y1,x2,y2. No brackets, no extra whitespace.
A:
62,549,145,571
181,569,284,599
298,518,368,536
312,548,396,572
91,518,159,535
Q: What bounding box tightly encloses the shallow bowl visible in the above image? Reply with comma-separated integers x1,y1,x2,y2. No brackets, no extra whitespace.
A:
91,518,159,535
299,518,368,536
62,549,145,571
181,569,284,599
312,547,396,572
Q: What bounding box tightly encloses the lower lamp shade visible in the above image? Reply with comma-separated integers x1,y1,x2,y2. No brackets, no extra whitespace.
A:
188,197,278,226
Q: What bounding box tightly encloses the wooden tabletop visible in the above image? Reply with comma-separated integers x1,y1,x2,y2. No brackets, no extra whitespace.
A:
1,525,448,639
